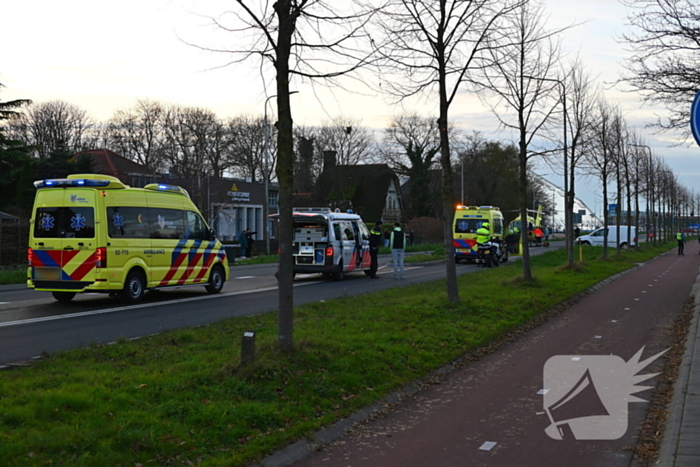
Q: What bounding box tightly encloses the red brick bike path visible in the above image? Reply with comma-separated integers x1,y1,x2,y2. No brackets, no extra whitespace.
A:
291,246,698,467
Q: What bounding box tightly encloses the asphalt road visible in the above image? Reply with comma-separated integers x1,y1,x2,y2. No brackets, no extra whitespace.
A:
0,245,561,366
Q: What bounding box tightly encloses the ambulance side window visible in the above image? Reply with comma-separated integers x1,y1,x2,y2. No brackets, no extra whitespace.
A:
493,218,503,235
148,208,185,239
186,211,210,240
107,207,150,238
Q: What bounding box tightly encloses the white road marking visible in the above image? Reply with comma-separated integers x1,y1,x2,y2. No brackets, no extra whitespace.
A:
537,389,549,395
0,281,325,329
0,302,9,305
479,441,497,451
235,276,255,279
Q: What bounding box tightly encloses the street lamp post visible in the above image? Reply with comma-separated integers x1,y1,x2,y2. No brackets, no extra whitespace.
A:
263,91,298,256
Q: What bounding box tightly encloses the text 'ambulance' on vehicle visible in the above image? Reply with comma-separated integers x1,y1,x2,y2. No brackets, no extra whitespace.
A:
28,174,229,302
452,205,507,263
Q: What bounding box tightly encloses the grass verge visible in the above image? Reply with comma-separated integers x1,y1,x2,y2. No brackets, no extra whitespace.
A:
0,243,675,466
0,266,25,286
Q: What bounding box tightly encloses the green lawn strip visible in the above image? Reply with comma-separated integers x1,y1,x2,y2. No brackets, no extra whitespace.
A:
0,243,674,466
0,267,26,285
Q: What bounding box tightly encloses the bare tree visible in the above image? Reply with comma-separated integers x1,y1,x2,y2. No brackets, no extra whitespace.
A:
106,100,167,170
199,1,379,351
380,114,441,218
227,115,266,182
560,61,597,267
480,0,563,281
6,100,95,159
315,116,374,166
621,0,700,136
586,98,617,258
376,0,524,301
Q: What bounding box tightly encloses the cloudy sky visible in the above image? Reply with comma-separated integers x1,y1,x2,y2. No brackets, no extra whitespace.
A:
2,0,698,217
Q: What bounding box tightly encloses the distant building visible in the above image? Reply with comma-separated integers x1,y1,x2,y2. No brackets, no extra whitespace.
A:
294,151,405,223
162,176,278,242
80,149,156,187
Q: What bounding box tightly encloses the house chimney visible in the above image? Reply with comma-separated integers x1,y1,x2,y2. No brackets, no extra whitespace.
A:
323,150,337,171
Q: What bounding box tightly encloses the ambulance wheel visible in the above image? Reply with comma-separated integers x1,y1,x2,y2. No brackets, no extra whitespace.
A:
334,261,345,281
52,291,76,302
502,250,509,262
122,269,146,302
455,257,461,264
206,265,225,294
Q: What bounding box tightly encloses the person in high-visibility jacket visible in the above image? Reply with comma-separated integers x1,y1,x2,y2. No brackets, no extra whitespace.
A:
677,230,686,255
476,223,491,245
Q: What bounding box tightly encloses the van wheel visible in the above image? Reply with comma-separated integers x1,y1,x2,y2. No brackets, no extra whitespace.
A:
334,261,345,281
205,265,225,294
52,291,76,302
581,241,591,246
122,270,146,302
620,243,628,249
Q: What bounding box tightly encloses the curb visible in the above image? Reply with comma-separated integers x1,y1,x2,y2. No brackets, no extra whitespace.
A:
248,256,654,467
0,283,26,292
656,266,700,466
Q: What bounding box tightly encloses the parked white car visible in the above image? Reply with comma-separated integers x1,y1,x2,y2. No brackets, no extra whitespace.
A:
576,226,637,248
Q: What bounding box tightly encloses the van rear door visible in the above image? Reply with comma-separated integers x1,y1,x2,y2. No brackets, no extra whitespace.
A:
31,189,98,290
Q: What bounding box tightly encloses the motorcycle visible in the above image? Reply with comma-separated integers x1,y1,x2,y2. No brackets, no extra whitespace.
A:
476,238,503,268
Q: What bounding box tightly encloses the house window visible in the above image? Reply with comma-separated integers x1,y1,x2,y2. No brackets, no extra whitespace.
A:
269,191,279,208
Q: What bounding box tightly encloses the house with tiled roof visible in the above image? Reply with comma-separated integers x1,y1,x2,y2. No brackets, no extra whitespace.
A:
296,151,405,223
80,149,157,187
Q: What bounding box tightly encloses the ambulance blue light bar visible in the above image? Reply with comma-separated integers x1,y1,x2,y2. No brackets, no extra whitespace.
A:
34,179,111,188
144,183,189,197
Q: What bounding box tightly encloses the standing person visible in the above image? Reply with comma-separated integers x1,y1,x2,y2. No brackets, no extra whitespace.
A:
368,220,382,279
677,230,686,255
390,222,406,280
533,226,544,246
245,229,257,258
238,229,248,259
384,228,391,247
409,230,415,246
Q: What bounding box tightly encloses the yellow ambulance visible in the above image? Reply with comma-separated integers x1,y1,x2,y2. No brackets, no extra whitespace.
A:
28,174,229,302
453,205,506,263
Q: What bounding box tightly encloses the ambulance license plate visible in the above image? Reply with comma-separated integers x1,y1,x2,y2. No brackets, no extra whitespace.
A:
34,267,62,281
456,248,469,253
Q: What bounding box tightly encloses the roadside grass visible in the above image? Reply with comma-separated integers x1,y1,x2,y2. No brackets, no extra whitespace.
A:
0,266,25,285
234,254,279,266
0,243,675,466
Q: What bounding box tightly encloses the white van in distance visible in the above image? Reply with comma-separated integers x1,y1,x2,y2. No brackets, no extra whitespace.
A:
576,226,637,248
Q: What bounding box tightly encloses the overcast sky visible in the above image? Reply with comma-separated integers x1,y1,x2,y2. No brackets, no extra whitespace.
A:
3,0,698,218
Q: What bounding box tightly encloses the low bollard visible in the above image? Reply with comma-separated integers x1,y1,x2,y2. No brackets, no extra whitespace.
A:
241,331,256,365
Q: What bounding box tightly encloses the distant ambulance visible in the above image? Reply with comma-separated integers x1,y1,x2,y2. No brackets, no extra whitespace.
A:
273,208,372,280
453,205,507,263
28,174,229,302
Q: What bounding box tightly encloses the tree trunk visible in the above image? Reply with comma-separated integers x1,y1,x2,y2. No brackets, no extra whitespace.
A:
437,1,459,303
519,134,532,281
275,2,296,352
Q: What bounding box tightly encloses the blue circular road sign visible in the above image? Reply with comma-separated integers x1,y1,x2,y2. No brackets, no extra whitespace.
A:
691,90,700,147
